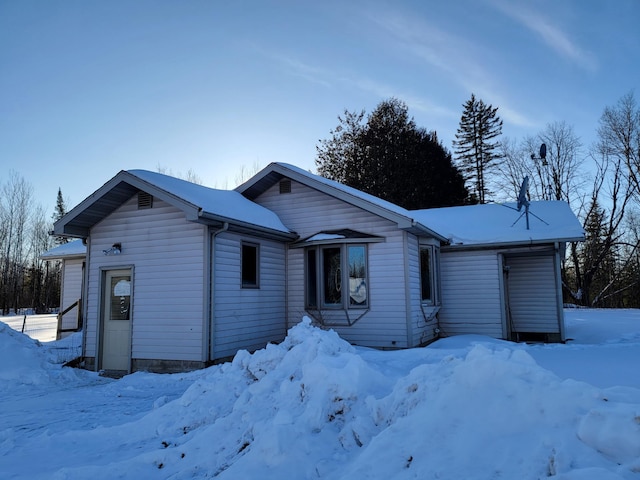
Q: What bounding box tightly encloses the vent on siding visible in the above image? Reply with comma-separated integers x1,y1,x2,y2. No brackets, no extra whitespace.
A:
138,191,153,209
279,180,291,194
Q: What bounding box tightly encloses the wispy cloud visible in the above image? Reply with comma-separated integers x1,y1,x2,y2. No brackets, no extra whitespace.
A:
257,46,459,121
268,53,333,88
365,7,537,128
489,0,597,71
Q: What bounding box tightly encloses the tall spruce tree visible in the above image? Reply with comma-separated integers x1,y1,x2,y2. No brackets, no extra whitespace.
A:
52,188,68,245
453,94,503,204
316,98,468,210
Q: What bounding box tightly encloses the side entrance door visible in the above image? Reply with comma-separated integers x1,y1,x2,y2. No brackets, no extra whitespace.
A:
101,269,132,371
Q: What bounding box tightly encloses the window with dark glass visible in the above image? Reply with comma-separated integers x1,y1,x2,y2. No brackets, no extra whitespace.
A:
306,249,317,307
420,246,435,303
322,247,342,305
241,242,259,288
306,244,368,309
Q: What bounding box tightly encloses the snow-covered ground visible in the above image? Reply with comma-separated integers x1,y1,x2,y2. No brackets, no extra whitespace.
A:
1,310,639,479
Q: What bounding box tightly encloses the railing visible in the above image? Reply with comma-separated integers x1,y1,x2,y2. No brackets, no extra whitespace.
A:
57,298,83,340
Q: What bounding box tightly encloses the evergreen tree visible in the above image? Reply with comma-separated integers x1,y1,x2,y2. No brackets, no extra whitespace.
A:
453,94,503,203
316,98,469,210
52,188,68,245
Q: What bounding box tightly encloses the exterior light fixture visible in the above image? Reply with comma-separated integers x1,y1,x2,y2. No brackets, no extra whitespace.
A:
103,243,122,255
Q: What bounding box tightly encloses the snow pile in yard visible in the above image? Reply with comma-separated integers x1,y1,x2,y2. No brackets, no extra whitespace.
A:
0,322,81,388
1,313,640,479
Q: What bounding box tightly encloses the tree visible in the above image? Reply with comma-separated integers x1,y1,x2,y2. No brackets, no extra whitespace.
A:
494,123,584,206
316,98,469,210
0,171,33,314
52,188,68,246
563,99,636,307
453,94,503,204
597,91,640,199
534,121,584,202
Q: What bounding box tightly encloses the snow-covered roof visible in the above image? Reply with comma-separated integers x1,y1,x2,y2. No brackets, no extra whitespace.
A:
237,162,448,241
54,170,295,239
127,170,293,236
238,163,585,247
411,201,585,247
40,239,86,259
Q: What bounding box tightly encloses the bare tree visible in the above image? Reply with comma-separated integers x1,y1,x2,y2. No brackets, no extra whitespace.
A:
234,161,262,187
564,102,636,306
0,171,33,314
597,91,640,200
494,137,530,201
26,205,58,312
529,121,585,203
155,165,204,185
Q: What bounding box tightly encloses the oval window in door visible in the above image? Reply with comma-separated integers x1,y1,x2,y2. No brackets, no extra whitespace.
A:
111,277,131,320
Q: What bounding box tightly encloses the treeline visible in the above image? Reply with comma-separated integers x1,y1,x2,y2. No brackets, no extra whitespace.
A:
0,174,65,315
316,93,640,308
2,92,638,313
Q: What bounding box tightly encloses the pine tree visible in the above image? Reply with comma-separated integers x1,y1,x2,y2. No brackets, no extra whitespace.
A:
453,94,503,204
52,188,68,245
316,98,469,210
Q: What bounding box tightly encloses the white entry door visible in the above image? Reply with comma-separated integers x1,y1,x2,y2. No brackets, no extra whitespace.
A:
101,269,132,371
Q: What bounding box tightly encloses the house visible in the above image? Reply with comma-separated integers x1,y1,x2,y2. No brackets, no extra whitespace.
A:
40,239,86,339
53,163,584,374
412,202,583,342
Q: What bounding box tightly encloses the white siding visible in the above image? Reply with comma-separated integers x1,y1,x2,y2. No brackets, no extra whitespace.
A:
84,197,207,363
212,232,287,359
253,180,410,348
60,258,83,331
439,249,504,338
504,255,560,334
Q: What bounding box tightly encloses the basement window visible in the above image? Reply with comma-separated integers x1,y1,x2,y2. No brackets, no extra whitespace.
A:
138,191,153,209
241,242,259,288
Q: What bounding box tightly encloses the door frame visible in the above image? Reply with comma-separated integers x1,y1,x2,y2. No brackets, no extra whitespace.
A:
98,266,134,372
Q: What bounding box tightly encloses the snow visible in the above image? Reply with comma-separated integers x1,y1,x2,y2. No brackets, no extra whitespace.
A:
246,164,584,246
40,239,86,259
1,309,640,479
412,201,585,246
127,170,292,234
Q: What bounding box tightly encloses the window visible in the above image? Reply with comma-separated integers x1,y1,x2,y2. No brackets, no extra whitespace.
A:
306,244,367,309
420,245,438,304
241,242,259,288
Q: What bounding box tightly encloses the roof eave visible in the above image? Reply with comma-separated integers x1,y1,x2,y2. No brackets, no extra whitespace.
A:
198,211,298,241
238,163,447,241
53,170,202,237
442,235,585,251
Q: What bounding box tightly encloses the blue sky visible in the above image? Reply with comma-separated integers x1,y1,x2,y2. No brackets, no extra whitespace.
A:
1,0,639,215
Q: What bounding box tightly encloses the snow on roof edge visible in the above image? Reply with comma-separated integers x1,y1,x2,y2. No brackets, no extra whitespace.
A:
40,239,86,259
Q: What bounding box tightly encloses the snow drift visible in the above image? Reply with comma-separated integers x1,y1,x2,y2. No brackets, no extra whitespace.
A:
1,313,640,479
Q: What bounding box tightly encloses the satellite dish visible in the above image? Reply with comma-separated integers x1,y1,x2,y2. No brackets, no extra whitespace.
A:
516,176,529,212
503,176,550,230
539,143,547,160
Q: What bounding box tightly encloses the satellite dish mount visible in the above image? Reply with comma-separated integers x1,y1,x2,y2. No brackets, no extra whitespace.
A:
514,176,531,230
506,176,549,230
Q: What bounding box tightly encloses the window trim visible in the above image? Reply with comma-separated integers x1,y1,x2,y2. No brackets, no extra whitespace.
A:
305,243,368,310
241,241,260,289
419,244,440,305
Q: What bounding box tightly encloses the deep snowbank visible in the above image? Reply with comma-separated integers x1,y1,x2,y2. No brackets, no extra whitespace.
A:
1,314,640,479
